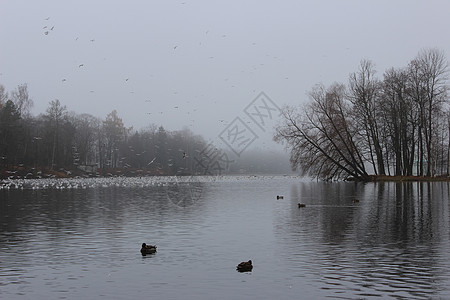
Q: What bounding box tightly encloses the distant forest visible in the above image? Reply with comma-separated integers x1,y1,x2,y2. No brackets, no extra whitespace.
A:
275,49,449,181
0,84,291,179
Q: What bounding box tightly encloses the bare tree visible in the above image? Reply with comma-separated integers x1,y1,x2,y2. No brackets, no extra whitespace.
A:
0,100,22,165
275,83,370,181
415,49,449,176
380,67,417,175
348,60,385,175
71,113,101,166
44,99,68,169
0,84,8,108
102,110,127,168
10,83,33,117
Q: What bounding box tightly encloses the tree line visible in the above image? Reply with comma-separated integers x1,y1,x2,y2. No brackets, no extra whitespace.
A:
275,49,449,181
0,84,212,178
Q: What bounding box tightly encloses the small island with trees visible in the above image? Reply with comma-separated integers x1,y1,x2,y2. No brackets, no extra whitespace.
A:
275,48,449,182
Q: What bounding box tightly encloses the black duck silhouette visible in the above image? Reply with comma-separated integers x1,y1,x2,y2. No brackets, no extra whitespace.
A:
236,260,253,272
140,243,157,256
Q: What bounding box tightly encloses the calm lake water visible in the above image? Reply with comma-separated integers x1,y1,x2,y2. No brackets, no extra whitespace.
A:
1,176,450,299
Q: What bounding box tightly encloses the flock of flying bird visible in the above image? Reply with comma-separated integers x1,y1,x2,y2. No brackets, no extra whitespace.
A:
39,14,270,133
41,14,203,129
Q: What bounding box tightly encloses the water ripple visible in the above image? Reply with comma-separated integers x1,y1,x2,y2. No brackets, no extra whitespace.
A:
1,178,450,299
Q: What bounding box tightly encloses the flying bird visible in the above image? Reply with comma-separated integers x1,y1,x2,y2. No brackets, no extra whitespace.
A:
148,157,157,165
79,64,84,67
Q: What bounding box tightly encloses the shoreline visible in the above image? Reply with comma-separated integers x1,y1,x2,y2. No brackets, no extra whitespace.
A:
2,166,450,182
347,175,450,182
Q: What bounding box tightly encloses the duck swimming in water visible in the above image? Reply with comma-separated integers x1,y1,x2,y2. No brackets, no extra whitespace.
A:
141,243,157,255
236,260,253,272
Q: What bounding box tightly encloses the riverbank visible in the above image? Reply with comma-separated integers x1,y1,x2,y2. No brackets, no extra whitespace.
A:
371,175,450,182
3,166,450,182
0,166,168,180
345,175,450,182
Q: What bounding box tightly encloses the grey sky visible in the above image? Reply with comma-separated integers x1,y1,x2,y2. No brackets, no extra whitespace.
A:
1,0,449,152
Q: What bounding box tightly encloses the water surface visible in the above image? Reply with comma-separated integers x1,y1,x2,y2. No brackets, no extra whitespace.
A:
1,176,449,299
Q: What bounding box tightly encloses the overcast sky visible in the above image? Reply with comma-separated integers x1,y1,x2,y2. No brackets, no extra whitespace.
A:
1,0,450,153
